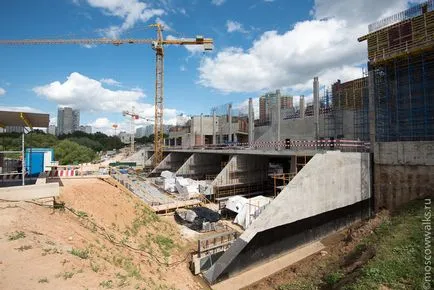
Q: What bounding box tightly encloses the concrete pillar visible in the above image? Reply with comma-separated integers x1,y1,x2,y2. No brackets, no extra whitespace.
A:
276,90,281,146
248,98,255,144
228,104,233,143
212,109,217,145
300,95,305,119
290,156,297,174
200,113,204,146
368,68,375,153
313,77,320,140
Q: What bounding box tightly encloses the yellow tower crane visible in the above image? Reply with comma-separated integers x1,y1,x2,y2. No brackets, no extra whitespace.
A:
0,24,213,166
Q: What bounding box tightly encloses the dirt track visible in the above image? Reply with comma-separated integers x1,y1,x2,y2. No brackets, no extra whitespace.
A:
0,178,205,290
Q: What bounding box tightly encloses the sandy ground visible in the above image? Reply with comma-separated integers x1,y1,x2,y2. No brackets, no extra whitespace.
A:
0,178,206,290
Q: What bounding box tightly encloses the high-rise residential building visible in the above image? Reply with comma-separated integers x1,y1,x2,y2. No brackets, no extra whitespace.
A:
48,125,57,135
57,107,80,135
259,90,293,123
136,124,169,138
136,126,147,138
79,125,92,134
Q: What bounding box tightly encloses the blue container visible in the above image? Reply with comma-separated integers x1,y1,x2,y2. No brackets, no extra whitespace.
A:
25,148,54,177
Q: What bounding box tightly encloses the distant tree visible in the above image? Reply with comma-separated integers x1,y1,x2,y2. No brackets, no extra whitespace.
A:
54,140,96,165
26,132,58,148
68,137,103,152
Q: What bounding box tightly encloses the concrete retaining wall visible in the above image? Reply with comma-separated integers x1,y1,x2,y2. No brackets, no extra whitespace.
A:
374,141,434,210
176,153,225,178
150,152,192,176
204,151,372,284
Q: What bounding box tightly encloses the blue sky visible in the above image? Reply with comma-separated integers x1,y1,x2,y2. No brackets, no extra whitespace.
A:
0,0,423,133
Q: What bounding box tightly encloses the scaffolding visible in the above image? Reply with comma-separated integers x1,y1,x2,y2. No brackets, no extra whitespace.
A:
372,51,434,141
360,3,434,142
359,0,434,65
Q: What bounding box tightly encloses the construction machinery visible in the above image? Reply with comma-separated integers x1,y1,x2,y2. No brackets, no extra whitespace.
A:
122,107,154,154
0,23,213,166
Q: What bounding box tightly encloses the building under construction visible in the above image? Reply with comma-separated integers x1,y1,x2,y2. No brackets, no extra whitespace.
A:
358,0,434,209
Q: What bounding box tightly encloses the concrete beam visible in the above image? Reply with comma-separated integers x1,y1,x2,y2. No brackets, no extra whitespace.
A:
0,183,59,201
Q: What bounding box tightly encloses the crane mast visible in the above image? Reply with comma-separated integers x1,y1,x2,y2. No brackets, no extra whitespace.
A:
0,24,213,167
152,24,165,167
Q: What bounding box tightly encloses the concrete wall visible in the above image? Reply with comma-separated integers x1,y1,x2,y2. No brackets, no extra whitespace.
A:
150,152,192,176
374,141,434,210
212,155,269,187
176,153,226,179
204,151,372,283
255,110,356,144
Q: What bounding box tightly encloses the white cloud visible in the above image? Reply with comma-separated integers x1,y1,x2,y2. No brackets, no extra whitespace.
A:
81,44,96,49
180,65,186,72
86,0,164,38
0,87,5,96
199,0,414,94
33,72,146,112
211,0,225,6
226,20,247,33
155,17,173,31
100,78,121,86
33,72,178,133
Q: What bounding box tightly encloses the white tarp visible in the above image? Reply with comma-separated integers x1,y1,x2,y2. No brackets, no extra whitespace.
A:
161,170,175,179
175,177,200,200
225,195,248,213
232,195,272,229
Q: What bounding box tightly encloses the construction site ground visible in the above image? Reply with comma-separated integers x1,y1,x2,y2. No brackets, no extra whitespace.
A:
0,178,209,290
243,210,391,289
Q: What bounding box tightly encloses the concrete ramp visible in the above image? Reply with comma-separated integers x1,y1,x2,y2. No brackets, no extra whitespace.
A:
0,183,60,201
204,151,371,284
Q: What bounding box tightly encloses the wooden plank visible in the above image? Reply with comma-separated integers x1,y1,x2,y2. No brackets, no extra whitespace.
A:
152,199,202,213
0,183,59,201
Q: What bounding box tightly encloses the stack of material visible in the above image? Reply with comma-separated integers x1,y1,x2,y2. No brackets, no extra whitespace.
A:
160,171,176,192
175,177,200,200
226,195,272,229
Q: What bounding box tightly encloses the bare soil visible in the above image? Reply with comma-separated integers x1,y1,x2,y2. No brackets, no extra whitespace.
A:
0,178,206,290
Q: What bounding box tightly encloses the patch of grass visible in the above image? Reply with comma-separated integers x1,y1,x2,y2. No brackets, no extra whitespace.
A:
116,273,129,287
77,211,88,218
345,200,428,289
42,247,62,256
123,259,141,279
69,248,89,259
277,280,316,290
8,231,25,241
30,230,43,236
100,280,114,289
324,271,344,286
90,261,100,273
130,207,160,236
275,200,428,290
15,245,33,251
154,235,175,258
56,271,74,280
38,277,49,283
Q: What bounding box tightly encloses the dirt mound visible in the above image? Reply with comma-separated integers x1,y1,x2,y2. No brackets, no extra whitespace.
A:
0,178,206,290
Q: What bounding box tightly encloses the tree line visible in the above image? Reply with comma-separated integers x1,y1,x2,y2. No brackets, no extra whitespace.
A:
0,130,125,165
